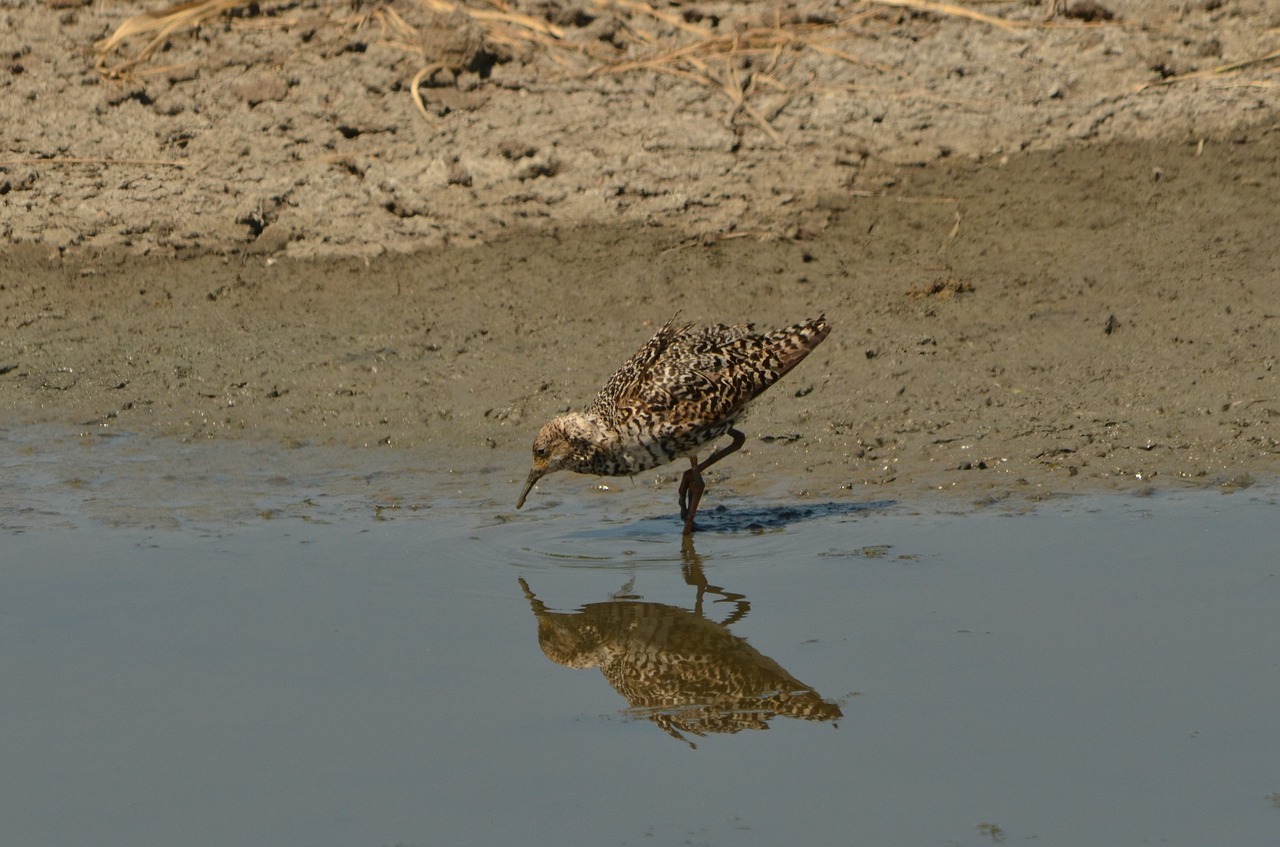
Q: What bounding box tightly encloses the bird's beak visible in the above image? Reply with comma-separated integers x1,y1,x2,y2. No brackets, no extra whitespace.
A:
516,467,544,509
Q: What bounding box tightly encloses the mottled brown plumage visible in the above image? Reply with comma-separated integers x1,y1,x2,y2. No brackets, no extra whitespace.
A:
517,315,831,533
520,578,842,746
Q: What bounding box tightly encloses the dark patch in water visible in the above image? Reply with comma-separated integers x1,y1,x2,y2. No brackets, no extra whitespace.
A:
574,500,895,539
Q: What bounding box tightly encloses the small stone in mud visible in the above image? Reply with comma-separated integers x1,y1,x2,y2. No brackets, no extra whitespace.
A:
230,71,289,107
906,278,974,300
1064,1,1115,22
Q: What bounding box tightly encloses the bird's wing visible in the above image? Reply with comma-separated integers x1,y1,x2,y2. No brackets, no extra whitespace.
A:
590,322,757,427
589,316,831,432
588,317,688,422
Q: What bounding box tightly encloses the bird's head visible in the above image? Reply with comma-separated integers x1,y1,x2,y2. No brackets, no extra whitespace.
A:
516,413,595,508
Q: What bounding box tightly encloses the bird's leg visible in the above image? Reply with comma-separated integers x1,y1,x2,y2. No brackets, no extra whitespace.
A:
682,469,705,536
681,429,747,535
678,455,698,520
696,428,746,474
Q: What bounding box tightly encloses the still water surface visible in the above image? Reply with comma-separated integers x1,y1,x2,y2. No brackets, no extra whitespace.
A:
2,434,1277,846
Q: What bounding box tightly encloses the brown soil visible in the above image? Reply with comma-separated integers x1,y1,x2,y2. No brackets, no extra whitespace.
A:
2,0,1277,509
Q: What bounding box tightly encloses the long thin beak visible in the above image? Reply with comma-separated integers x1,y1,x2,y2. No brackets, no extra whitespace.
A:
516,467,544,509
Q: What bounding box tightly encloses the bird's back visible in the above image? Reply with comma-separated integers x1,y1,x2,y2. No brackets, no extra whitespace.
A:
590,316,831,432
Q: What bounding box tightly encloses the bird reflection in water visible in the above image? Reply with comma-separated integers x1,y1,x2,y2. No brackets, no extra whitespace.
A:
519,541,843,747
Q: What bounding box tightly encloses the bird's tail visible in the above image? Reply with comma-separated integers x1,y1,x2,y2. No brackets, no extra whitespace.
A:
769,315,831,377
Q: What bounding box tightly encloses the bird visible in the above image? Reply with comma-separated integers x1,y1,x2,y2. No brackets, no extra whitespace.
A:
516,315,831,534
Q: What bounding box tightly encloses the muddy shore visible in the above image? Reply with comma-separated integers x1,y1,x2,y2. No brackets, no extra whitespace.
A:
2,0,1277,509
4,141,1277,509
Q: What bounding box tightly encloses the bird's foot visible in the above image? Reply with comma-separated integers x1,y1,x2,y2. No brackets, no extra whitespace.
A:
680,468,706,533
678,466,696,520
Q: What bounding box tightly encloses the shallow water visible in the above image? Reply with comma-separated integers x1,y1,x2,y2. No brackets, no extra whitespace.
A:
2,432,1278,847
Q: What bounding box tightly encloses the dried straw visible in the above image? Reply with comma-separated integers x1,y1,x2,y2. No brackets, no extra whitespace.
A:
869,0,1029,32
0,157,186,167
96,0,255,78
1135,47,1280,92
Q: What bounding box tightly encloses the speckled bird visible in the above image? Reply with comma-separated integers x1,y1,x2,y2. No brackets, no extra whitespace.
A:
516,315,831,534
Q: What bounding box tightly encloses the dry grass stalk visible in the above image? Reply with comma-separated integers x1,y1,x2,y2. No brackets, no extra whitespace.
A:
95,0,254,78
0,157,187,167
589,15,901,138
1135,47,1280,92
870,0,1029,32
94,0,438,79
417,0,564,40
588,0,715,40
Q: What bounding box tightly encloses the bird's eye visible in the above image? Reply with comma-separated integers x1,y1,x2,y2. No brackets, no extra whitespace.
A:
534,446,549,459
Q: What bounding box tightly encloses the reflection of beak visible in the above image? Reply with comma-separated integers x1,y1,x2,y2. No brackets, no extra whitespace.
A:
516,467,544,509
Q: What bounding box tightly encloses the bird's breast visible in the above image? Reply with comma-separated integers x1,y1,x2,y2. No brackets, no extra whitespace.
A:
587,419,739,476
